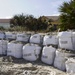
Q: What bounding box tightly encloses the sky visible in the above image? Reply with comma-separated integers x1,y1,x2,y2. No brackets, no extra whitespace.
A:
0,0,70,18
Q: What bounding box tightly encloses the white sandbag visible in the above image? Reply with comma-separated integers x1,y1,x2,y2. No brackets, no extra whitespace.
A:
0,32,5,39
65,58,75,74
5,32,16,40
58,31,73,50
7,41,23,58
72,32,75,50
41,46,56,65
43,35,58,46
0,40,7,55
16,33,30,42
30,34,41,44
54,49,75,71
23,43,41,61
54,55,66,71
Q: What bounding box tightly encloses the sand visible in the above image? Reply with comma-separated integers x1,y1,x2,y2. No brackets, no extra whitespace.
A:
0,56,72,75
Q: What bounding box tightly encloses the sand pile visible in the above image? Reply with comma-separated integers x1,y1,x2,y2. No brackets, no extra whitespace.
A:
0,56,71,75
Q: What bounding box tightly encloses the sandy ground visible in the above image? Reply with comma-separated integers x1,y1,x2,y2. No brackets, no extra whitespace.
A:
0,56,72,75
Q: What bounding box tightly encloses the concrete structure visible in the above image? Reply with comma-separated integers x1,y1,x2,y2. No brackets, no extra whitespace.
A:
46,16,60,25
0,19,10,29
46,16,59,21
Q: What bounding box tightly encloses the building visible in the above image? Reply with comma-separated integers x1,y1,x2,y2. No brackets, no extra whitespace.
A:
45,16,60,25
45,16,60,31
46,16,59,21
0,19,11,29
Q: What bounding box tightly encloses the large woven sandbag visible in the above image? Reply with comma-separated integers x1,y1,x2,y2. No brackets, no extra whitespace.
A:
41,46,56,65
65,58,75,74
23,43,41,61
30,34,41,44
54,49,75,71
0,40,7,55
57,31,73,50
43,35,58,46
0,32,5,39
5,32,16,40
7,41,23,58
16,33,30,42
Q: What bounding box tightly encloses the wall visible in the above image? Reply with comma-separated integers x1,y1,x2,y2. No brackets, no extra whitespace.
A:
0,23,10,29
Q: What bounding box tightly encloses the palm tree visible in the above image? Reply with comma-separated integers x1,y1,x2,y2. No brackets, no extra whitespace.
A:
59,0,75,30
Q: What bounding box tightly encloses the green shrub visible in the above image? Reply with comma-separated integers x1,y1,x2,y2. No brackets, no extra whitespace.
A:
0,26,5,31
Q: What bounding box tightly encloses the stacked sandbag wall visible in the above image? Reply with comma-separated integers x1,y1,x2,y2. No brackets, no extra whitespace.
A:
0,31,75,74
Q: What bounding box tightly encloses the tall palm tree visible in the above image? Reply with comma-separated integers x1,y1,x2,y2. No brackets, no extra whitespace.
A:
59,0,75,30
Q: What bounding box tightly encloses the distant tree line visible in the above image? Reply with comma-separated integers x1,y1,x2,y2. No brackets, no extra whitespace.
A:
10,14,57,32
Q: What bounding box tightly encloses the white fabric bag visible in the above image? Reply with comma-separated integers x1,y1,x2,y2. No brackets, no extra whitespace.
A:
16,33,30,42
66,58,75,74
43,35,58,46
0,32,5,39
7,42,23,58
57,31,73,50
41,46,56,65
0,40,7,55
54,50,75,71
23,44,41,61
5,32,16,40
30,34,41,44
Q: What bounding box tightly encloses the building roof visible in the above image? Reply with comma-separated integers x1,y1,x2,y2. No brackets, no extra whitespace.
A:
0,19,10,23
45,16,59,21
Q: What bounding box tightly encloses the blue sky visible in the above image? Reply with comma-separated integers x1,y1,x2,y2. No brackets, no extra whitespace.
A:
0,0,70,18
